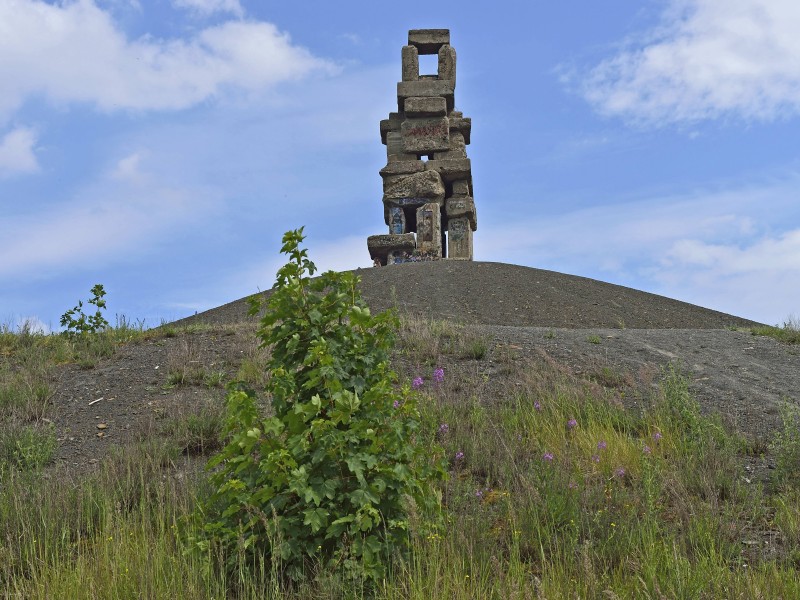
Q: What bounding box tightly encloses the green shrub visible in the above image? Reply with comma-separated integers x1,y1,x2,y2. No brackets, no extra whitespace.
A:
198,229,445,584
60,284,110,336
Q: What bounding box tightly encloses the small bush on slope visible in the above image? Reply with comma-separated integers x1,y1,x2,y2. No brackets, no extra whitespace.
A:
196,229,445,585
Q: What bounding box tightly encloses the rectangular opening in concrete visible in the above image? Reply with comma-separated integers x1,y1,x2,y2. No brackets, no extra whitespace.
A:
418,54,438,77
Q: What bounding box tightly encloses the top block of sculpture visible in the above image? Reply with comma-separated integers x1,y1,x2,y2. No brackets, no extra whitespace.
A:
367,29,477,266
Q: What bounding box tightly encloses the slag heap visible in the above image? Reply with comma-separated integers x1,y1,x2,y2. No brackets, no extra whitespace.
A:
367,29,476,266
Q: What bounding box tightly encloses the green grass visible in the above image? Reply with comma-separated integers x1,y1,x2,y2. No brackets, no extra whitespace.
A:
2,315,800,597
751,316,800,344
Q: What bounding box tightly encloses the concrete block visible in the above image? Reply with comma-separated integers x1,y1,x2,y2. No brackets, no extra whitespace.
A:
448,117,471,144
398,80,454,111
404,96,447,117
445,196,477,230
401,45,419,82
384,169,445,201
452,178,471,196
401,116,450,153
416,202,443,256
367,233,416,265
388,205,406,234
380,161,426,179
424,158,472,183
438,45,456,82
433,132,466,159
447,217,473,260
386,131,418,161
380,113,402,144
408,29,450,54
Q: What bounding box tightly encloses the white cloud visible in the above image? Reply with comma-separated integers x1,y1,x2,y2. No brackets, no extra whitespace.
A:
0,1,335,120
0,153,220,279
111,152,146,183
0,126,39,176
172,0,243,17
582,0,800,124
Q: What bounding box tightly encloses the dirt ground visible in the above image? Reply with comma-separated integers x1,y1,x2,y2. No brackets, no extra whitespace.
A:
49,262,797,478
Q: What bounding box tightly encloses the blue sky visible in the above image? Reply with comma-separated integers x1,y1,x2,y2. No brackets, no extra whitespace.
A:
2,0,799,330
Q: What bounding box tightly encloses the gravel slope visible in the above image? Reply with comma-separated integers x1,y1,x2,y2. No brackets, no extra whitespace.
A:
175,261,763,329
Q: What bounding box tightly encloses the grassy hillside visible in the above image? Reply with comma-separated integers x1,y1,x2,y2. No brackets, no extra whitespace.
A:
1,315,800,598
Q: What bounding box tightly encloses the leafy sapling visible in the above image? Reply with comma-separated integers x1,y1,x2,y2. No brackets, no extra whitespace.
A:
60,284,110,336
198,228,445,584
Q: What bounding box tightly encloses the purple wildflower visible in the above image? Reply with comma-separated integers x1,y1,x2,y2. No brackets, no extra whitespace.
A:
393,400,400,409
475,489,483,498
534,401,542,411
653,431,663,442
567,418,578,430
438,423,449,435
412,376,423,389
591,454,600,464
455,451,465,461
597,440,607,451
643,445,652,455
614,467,626,478
543,452,554,462
433,367,445,383
568,481,578,490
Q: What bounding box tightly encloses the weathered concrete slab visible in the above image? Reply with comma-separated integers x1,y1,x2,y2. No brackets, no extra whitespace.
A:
447,217,473,260
401,116,450,153
408,29,450,54
416,202,443,256
448,117,471,144
452,179,471,196
384,169,445,201
446,196,477,230
402,45,419,82
380,161,426,178
438,45,456,82
424,158,471,182
404,96,447,117
386,131,418,161
367,233,416,265
434,131,467,159
398,80,454,110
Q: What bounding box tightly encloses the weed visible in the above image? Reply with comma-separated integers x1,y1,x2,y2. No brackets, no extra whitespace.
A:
751,316,800,345
0,422,57,471
586,334,601,344
770,400,800,488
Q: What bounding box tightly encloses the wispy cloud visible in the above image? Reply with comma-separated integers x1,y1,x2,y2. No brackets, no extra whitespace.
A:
171,0,244,18
0,126,39,177
475,172,800,322
581,0,800,125
0,1,335,121
0,153,220,280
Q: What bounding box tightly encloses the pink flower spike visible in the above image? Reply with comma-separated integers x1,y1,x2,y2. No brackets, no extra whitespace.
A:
412,376,423,389
433,367,445,383
597,440,607,451
614,467,626,478
543,452,554,462
567,418,578,430
591,454,600,464
653,432,663,441
534,401,542,411
643,445,652,455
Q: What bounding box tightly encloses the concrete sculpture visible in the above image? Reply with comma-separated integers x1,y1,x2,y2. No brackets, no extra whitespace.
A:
367,29,477,266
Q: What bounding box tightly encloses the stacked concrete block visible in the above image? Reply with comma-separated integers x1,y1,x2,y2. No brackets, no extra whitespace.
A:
368,29,477,265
